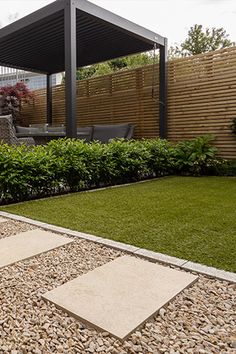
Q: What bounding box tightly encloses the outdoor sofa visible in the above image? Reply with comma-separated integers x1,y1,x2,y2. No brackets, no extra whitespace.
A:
92,123,134,143
0,117,135,145
14,123,135,144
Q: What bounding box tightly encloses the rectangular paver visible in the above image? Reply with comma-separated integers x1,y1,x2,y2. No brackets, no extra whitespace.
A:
43,255,197,340
0,229,73,268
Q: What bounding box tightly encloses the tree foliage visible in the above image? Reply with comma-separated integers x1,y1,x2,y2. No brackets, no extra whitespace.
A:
169,24,235,58
0,82,34,125
76,53,157,80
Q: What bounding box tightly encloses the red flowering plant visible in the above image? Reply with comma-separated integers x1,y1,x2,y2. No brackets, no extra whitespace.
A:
0,82,34,125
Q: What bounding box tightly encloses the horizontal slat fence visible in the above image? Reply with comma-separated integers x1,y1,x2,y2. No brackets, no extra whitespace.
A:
168,47,236,159
22,46,236,159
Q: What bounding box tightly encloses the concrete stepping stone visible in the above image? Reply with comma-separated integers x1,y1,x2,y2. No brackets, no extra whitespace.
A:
0,217,7,223
43,255,198,340
0,229,73,269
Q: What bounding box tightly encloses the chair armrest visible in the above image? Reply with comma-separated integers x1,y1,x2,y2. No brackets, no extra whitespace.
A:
18,137,35,146
125,125,135,140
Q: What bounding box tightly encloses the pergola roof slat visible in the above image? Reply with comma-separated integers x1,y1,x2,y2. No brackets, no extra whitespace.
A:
0,0,65,41
0,0,165,74
75,0,165,46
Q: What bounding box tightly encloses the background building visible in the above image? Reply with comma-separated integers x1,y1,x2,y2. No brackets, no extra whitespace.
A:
0,67,63,90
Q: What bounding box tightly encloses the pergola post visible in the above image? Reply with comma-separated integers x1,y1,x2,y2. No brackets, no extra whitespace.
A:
64,0,77,138
46,73,53,125
159,38,168,139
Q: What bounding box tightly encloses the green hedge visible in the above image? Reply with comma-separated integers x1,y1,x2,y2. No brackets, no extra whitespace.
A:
0,135,228,204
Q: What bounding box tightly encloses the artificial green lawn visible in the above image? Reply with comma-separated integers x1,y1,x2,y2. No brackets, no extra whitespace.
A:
2,176,236,272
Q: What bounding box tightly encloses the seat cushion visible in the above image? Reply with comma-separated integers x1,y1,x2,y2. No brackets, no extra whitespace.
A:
47,126,65,133
16,126,40,134
92,124,130,143
77,126,93,141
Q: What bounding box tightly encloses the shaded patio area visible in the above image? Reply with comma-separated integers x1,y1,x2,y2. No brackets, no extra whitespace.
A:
0,0,167,138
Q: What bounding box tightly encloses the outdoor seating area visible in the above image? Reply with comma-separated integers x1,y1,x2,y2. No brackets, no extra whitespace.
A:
0,115,135,145
0,0,167,139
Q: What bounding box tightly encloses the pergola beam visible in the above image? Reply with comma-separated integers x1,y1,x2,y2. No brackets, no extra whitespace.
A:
0,61,48,75
159,38,168,139
46,74,53,125
64,0,77,138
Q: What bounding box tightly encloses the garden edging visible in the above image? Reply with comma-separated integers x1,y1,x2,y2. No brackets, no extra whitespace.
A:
0,210,235,284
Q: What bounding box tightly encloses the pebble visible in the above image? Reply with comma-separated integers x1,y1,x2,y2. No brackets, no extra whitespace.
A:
0,220,34,240
159,308,166,319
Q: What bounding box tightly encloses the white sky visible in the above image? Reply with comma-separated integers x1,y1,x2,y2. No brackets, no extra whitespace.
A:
0,0,235,46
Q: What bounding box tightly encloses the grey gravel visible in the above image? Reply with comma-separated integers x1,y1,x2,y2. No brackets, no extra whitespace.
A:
0,221,235,354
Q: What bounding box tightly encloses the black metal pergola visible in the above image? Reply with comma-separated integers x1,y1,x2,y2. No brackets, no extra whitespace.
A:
0,0,167,138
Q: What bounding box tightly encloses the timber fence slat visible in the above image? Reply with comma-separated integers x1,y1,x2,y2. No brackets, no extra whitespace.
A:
21,46,236,159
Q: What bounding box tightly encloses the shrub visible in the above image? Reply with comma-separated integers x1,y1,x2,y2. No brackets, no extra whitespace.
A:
47,139,90,190
142,139,175,176
173,135,219,175
0,144,60,202
216,160,236,176
0,136,223,204
106,140,151,184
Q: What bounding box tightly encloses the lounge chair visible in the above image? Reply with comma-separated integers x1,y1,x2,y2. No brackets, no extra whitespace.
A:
0,115,35,146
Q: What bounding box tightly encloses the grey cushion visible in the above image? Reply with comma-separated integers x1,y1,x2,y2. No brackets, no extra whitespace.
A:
77,126,93,141
47,126,65,133
92,123,130,143
16,126,40,134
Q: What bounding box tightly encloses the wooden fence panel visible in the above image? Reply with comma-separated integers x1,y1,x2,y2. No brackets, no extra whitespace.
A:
168,47,236,159
21,46,236,159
